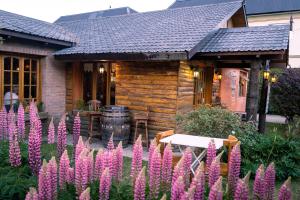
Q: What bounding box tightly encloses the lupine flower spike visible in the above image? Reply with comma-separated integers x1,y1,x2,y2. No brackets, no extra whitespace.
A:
75,136,86,162
48,117,55,144
208,176,223,200
67,167,75,183
148,139,157,170
161,142,173,191
234,171,250,200
149,145,161,199
94,149,104,180
99,167,111,200
278,177,292,200
0,107,8,140
206,139,216,171
38,160,49,200
134,166,146,200
182,147,193,187
264,162,276,200
171,176,185,200
25,187,39,200
107,133,114,151
116,141,123,181
131,135,143,183
253,164,265,200
209,151,223,188
47,156,58,200
180,186,195,200
79,187,91,200
228,142,241,194
191,161,205,200
17,103,25,139
57,114,67,159
75,149,89,196
9,124,21,167
73,112,81,146
28,123,41,175
59,150,70,189
87,150,94,182
172,158,184,188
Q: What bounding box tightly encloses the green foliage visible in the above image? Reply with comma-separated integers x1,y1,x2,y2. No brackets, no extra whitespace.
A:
177,105,256,138
239,133,300,180
286,115,300,138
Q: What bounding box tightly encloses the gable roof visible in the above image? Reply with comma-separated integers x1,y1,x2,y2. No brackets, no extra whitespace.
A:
54,1,243,56
55,7,138,23
0,9,76,45
196,25,289,54
169,0,300,15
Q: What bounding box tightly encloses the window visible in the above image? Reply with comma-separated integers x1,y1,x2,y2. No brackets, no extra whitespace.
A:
1,56,41,107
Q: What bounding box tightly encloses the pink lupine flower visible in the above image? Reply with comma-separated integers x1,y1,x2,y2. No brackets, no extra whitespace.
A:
79,187,91,200
278,177,292,200
9,125,21,167
38,160,50,200
75,149,89,196
17,103,25,139
57,114,67,159
47,157,57,200
208,176,223,200
161,142,173,191
102,150,113,175
182,147,193,187
94,149,104,180
25,187,39,200
228,142,241,194
87,150,94,182
209,151,223,188
172,158,184,188
75,136,86,162
191,162,205,200
171,176,185,200
67,167,75,183
148,139,157,171
28,124,41,175
149,145,161,199
99,168,111,200
7,108,15,133
234,171,250,200
180,186,195,200
115,141,123,181
8,114,16,141
73,112,81,146
0,107,8,140
48,117,55,144
34,118,43,146
253,164,265,200
107,133,114,151
206,139,216,171
264,162,275,200
59,150,70,189
29,100,38,124
134,166,146,200
131,135,143,182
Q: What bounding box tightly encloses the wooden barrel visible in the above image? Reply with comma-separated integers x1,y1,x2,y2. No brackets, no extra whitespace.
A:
100,106,131,147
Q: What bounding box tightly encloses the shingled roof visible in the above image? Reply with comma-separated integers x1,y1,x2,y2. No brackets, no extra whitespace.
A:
54,1,243,56
0,9,76,44
169,0,237,9
55,7,138,23
196,25,290,54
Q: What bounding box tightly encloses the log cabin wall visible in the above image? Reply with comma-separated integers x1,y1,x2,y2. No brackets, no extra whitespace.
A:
115,61,180,139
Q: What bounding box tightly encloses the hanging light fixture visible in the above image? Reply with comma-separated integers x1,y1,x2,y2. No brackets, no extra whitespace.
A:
193,71,199,78
271,74,277,83
190,65,199,78
263,60,270,80
217,72,222,80
98,64,105,74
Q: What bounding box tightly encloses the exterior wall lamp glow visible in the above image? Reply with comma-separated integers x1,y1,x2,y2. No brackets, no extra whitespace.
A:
98,64,105,74
263,60,270,80
190,66,199,78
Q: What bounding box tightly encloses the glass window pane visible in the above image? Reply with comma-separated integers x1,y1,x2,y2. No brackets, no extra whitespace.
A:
13,58,19,71
31,86,37,98
24,59,30,72
24,72,30,85
31,73,37,85
4,86,10,94
13,72,19,84
24,86,30,98
4,57,11,71
31,60,37,72
4,71,11,84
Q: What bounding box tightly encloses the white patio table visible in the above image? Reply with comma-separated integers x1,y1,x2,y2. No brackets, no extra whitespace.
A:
160,134,225,174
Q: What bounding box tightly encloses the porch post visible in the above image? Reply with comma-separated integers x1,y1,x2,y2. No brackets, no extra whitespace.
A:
246,61,261,122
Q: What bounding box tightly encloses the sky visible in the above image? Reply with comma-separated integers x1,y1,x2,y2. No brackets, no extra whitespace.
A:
0,0,175,22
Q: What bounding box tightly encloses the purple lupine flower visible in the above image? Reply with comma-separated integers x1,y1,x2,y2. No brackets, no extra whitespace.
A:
209,151,223,188
35,117,43,146
208,176,223,200
131,135,143,182
134,166,146,200
234,171,250,200
172,158,184,188
47,117,55,144
115,141,123,181
107,133,114,151
28,122,41,175
57,114,67,159
8,113,16,141
161,142,173,191
17,103,25,139
25,187,39,200
99,167,111,200
73,112,81,146
278,177,292,200
264,162,276,200
149,145,161,199
94,149,104,180
47,156,57,200
148,139,157,171
75,136,86,162
102,150,113,176
29,100,38,124
79,187,91,200
59,150,70,189
206,139,216,171
190,162,205,200
67,167,75,183
253,164,265,200
180,186,195,200
75,149,89,196
171,176,185,200
228,142,241,194
86,150,94,183
182,147,193,187
111,149,118,180
7,108,15,134
9,124,21,167
38,160,50,200
0,107,8,140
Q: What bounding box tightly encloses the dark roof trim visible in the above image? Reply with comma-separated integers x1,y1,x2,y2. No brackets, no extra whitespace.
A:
247,10,300,16
0,29,74,47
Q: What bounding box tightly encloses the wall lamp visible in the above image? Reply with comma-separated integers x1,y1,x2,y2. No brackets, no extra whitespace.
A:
98,64,105,74
190,66,199,78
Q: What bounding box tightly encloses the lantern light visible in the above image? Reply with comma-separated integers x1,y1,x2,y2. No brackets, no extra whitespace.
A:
193,71,199,78
99,65,105,74
217,73,222,80
263,70,270,80
271,75,277,83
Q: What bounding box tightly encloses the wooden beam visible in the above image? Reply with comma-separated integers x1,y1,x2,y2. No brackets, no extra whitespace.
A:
216,62,251,68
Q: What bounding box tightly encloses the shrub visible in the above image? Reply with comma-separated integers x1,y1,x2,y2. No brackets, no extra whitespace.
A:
176,105,256,138
271,68,300,121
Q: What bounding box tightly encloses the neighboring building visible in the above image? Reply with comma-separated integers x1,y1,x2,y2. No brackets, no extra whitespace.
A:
0,1,289,136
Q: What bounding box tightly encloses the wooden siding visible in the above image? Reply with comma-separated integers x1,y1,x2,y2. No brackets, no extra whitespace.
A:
66,64,73,111
115,61,180,138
